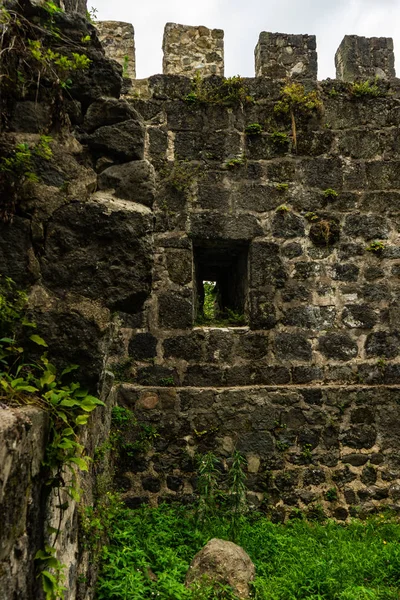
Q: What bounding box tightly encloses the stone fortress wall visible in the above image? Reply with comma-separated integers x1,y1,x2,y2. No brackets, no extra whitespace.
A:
91,20,400,521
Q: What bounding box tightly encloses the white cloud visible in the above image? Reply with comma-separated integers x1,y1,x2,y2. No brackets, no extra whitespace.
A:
91,0,400,79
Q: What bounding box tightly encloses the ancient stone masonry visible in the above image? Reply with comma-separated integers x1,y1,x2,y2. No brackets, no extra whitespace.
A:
162,23,224,77
95,26,399,521
336,35,395,82
255,32,318,80
1,11,400,598
96,21,136,80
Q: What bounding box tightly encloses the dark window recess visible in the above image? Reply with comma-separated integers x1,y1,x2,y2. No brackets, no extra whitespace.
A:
193,242,248,326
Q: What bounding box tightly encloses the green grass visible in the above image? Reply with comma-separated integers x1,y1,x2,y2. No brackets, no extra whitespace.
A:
95,505,400,600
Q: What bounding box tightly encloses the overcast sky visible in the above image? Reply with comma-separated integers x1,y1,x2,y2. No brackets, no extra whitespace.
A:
91,0,400,80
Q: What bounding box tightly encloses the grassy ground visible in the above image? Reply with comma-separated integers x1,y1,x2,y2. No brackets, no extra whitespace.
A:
95,505,400,600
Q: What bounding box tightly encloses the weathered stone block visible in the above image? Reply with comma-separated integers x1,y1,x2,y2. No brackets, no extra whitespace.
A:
83,98,140,133
343,214,389,239
250,242,287,288
283,306,336,329
97,21,136,79
158,292,193,329
318,333,358,361
335,35,395,82
189,212,262,240
129,333,158,360
272,212,305,239
82,119,145,161
163,23,224,77
249,293,277,330
98,160,156,207
275,333,312,361
255,32,317,80
365,331,399,358
166,249,192,285
342,305,377,329
163,333,204,361
41,194,153,313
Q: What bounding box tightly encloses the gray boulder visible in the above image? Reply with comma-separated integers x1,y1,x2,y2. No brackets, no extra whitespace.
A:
185,538,255,599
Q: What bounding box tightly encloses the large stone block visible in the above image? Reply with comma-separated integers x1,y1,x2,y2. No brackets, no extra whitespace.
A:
41,193,153,313
81,119,145,161
335,35,395,82
255,32,317,79
96,21,136,79
163,23,224,77
97,160,156,207
189,212,262,240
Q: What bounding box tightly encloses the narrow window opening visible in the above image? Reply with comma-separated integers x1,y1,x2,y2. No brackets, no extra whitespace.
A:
194,242,248,327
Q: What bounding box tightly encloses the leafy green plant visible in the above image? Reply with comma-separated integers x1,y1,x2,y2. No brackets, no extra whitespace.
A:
276,202,290,211
161,159,202,194
228,451,247,541
305,211,319,221
96,504,400,600
325,487,338,502
270,131,289,148
196,452,220,524
245,123,263,135
224,155,246,169
122,54,130,78
350,80,381,98
323,188,339,199
275,183,289,192
34,546,66,600
366,240,385,254
0,276,104,599
185,73,253,107
274,82,322,151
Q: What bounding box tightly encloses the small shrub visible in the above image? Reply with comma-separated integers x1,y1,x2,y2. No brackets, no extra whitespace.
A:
276,203,290,212
185,73,253,107
224,155,246,169
245,123,263,135
270,131,289,147
323,188,339,199
161,159,202,193
366,240,385,254
275,183,289,192
325,487,338,502
350,80,381,98
309,218,340,247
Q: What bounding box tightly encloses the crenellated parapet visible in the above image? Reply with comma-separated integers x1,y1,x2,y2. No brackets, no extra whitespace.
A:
255,32,317,80
96,21,397,82
335,35,395,82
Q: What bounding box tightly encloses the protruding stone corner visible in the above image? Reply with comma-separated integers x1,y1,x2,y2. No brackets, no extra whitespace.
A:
61,0,87,16
335,35,396,82
162,22,224,77
96,20,136,80
255,31,317,80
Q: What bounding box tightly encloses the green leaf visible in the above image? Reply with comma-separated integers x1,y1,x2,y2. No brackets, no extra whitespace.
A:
61,427,74,436
61,364,79,376
75,414,89,425
40,372,56,387
59,398,80,407
30,334,48,347
69,456,89,471
14,384,38,393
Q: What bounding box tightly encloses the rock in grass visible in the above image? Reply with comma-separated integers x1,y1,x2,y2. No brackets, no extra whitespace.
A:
185,538,255,599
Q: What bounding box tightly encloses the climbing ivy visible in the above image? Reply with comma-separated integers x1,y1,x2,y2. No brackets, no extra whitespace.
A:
0,276,104,599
